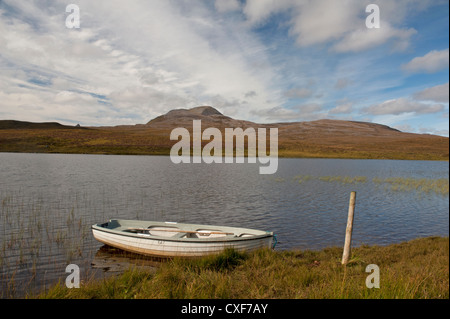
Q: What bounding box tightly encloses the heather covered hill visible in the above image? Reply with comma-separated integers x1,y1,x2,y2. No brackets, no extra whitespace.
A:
0,106,448,160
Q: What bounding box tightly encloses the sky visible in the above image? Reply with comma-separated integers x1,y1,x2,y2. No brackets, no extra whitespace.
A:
0,0,448,136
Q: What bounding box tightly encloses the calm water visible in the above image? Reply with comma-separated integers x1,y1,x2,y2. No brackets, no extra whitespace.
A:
0,153,448,297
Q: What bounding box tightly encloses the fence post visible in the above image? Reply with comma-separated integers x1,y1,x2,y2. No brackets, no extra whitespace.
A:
342,191,356,265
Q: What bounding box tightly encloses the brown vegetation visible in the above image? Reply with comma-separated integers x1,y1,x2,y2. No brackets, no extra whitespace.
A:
0,106,448,160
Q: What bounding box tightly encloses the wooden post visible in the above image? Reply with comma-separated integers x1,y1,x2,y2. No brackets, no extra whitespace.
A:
342,191,356,265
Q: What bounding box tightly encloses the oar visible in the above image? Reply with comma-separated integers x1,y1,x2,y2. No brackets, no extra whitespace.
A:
127,227,234,236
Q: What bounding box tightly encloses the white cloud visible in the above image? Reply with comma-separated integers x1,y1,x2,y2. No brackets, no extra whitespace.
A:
251,106,300,121
288,0,360,47
284,88,312,99
0,0,282,125
333,22,417,53
215,0,241,13
243,0,293,26
394,123,449,136
296,103,322,114
365,98,445,115
418,127,449,136
402,49,449,73
414,83,449,103
251,102,328,122
243,0,420,53
330,102,353,114
392,123,415,133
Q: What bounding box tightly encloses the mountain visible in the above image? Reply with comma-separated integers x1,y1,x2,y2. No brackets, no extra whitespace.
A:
0,106,448,160
146,106,401,136
146,106,256,129
145,106,407,139
142,106,448,160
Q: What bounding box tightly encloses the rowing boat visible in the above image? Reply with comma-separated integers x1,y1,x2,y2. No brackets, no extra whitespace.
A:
91,219,275,258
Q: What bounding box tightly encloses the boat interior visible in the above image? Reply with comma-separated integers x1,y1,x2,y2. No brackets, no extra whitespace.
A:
99,220,258,239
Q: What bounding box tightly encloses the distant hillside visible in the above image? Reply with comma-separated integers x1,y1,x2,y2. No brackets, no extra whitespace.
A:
0,120,82,130
0,106,448,160
147,106,401,134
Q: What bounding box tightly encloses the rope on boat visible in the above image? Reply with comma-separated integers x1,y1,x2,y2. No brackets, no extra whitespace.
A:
272,234,278,250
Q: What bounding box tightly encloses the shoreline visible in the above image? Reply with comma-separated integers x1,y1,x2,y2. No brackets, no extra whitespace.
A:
33,236,449,299
1,150,448,161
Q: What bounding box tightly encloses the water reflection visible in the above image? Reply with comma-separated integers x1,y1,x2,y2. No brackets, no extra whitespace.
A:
92,245,161,274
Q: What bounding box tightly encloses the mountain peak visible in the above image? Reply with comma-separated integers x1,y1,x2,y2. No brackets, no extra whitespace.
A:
146,106,232,126
188,106,223,116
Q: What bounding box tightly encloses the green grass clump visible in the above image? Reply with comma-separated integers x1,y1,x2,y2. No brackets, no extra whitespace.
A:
318,176,367,184
294,175,313,184
373,177,449,196
292,175,448,196
34,236,449,299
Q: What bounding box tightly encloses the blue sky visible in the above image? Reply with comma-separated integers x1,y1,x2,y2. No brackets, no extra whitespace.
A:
0,0,448,136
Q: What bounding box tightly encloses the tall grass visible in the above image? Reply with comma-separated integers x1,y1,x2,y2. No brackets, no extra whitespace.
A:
290,175,449,196
0,191,95,298
36,236,449,299
372,177,449,196
318,176,368,184
0,183,184,298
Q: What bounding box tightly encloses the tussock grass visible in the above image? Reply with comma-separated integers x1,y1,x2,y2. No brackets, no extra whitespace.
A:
318,176,368,184
35,236,449,299
373,177,449,196
291,175,449,196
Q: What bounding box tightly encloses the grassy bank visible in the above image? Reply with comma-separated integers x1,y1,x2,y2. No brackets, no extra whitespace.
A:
36,236,448,299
